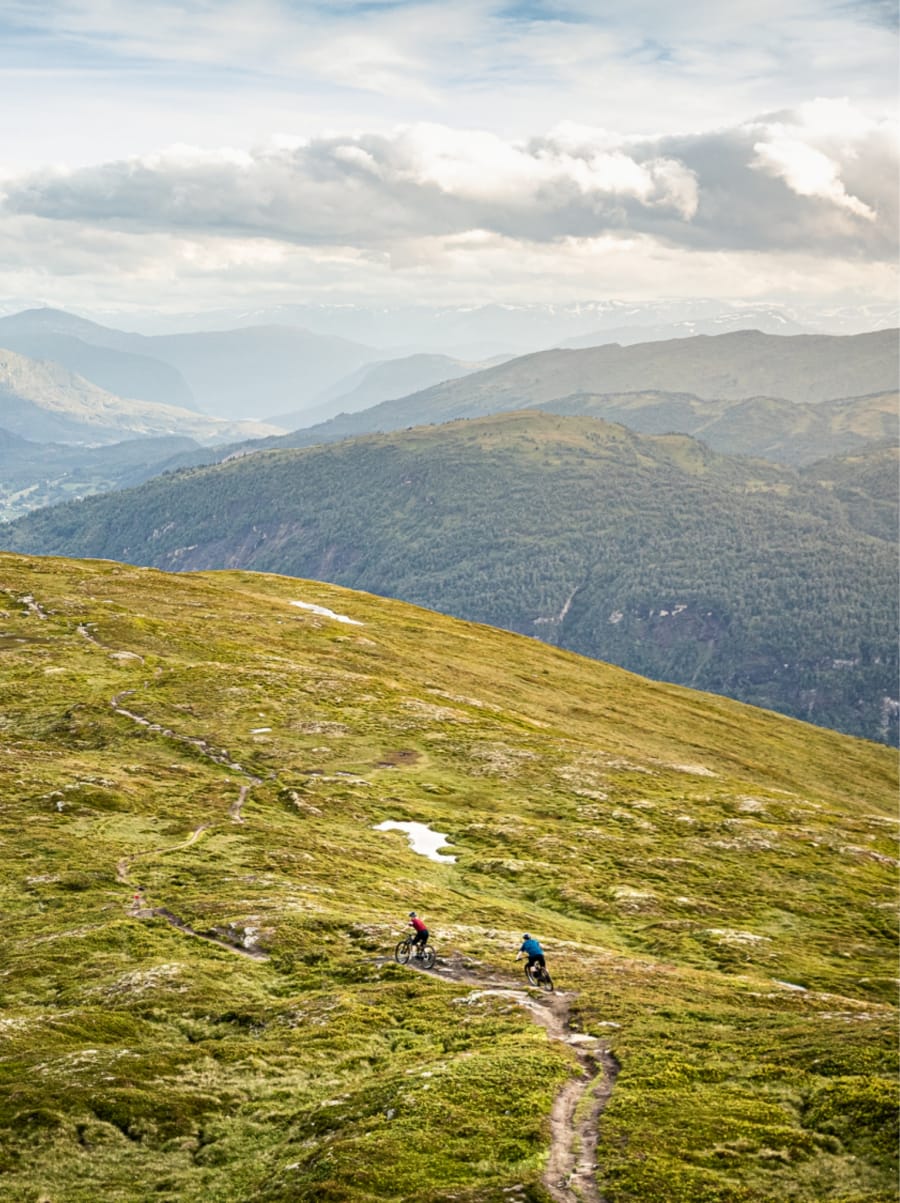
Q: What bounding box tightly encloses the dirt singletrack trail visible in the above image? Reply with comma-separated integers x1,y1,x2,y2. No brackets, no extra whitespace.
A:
116,823,210,883
104,681,617,1194
398,951,620,1202
109,688,266,955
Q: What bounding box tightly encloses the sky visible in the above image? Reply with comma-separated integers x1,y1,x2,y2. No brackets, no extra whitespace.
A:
0,0,897,319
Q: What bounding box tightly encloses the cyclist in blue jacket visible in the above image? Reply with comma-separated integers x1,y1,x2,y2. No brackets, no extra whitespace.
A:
516,933,546,974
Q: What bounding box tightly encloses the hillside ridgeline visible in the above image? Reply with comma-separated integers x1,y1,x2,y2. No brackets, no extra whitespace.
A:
212,328,899,469
5,411,896,744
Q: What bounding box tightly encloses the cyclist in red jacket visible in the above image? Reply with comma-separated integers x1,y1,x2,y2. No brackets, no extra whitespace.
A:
408,912,429,957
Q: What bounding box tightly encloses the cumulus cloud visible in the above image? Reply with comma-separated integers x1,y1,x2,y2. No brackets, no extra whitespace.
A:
3,106,894,262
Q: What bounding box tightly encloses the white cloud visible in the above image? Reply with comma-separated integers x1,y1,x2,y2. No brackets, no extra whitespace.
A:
0,3,895,313
754,137,875,220
3,108,892,258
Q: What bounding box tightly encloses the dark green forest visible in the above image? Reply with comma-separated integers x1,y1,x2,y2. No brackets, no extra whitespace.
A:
4,411,897,744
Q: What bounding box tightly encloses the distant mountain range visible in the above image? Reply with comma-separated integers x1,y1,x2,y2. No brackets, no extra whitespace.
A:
0,308,378,420
0,328,197,411
558,310,806,348
2,325,896,520
270,351,502,429
6,410,895,744
0,347,280,446
60,296,896,349
230,329,899,468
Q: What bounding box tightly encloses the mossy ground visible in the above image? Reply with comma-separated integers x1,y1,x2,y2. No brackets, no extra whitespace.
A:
0,554,896,1202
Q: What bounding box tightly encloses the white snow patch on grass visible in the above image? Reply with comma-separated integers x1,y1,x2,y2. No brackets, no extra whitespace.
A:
290,600,363,625
374,820,456,863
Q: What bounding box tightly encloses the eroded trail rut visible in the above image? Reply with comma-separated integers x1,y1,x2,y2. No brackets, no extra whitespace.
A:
397,954,620,1202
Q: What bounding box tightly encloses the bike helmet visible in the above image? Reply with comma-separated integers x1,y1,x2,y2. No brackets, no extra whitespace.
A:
523,934,530,940
409,911,417,917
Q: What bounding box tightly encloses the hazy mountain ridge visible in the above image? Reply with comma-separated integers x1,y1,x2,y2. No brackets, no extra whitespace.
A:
206,329,899,471
6,410,895,743
0,308,379,421
270,352,495,429
78,296,897,346
558,308,808,348
0,330,197,410
2,551,896,1202
0,347,281,447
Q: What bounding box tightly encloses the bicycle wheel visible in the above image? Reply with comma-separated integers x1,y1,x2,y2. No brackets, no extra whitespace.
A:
395,939,411,964
525,964,539,988
537,968,554,993
420,946,435,969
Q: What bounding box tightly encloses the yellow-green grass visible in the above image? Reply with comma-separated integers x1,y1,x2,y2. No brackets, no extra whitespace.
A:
0,553,896,1202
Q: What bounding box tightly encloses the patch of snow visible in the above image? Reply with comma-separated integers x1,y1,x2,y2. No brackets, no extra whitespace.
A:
251,727,272,734
374,820,456,863
773,980,808,992
290,600,363,625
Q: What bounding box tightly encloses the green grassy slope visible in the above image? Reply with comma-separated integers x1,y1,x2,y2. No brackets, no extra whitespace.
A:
5,411,897,744
0,553,896,1203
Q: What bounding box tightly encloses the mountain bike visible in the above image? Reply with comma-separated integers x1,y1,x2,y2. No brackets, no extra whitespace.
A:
525,960,554,992
395,932,435,969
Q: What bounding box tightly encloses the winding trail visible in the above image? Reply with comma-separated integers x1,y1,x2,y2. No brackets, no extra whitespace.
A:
110,689,265,955
229,783,252,824
391,952,620,1202
145,906,269,961
116,823,210,884
111,690,250,774
105,688,616,1194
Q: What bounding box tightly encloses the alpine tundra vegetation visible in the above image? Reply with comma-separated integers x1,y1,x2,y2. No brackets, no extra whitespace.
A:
0,553,896,1203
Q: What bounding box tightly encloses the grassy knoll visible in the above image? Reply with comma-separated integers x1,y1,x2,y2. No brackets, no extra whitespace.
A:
0,553,896,1202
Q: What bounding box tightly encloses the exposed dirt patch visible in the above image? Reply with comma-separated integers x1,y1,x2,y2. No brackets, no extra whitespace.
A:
230,783,253,823
375,748,422,767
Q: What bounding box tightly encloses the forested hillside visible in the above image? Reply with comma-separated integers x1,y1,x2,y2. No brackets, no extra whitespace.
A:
0,432,202,522
6,411,896,744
